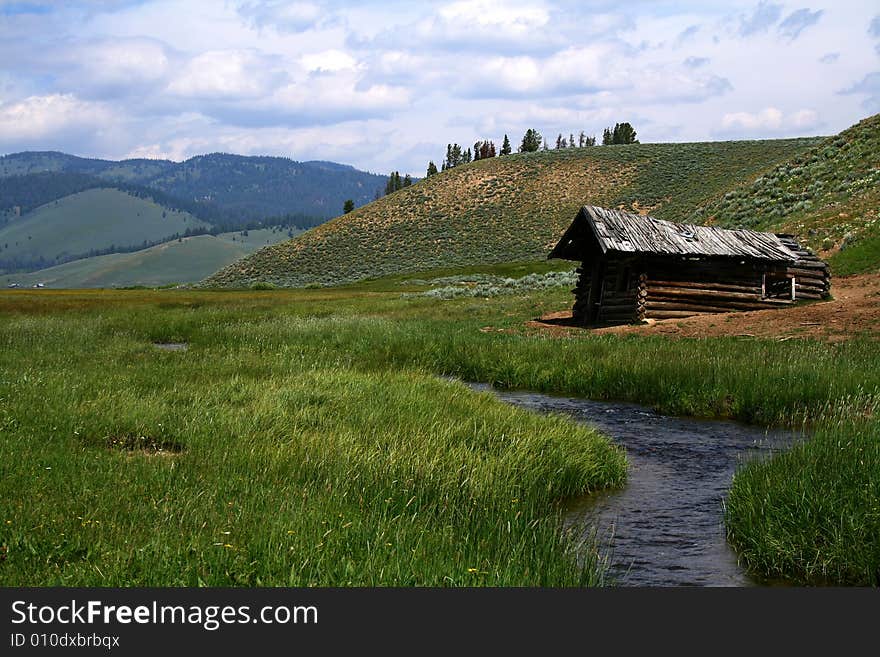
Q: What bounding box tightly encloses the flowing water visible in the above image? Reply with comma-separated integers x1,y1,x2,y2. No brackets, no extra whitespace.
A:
469,384,802,587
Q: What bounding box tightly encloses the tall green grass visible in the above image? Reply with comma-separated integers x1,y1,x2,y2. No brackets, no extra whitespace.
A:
828,221,880,276
1,281,878,585
725,401,880,586
0,298,624,586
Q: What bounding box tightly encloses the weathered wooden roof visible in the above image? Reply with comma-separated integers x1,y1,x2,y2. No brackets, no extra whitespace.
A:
550,206,800,262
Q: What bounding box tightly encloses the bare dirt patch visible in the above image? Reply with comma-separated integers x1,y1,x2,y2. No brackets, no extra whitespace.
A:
527,273,880,341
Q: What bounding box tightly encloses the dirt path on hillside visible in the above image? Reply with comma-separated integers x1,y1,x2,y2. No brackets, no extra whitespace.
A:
526,273,880,341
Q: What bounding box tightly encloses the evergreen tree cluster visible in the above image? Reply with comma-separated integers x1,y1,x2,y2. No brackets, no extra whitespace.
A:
602,122,639,145
423,122,636,176
441,144,472,170
384,171,412,195
473,140,497,160
519,129,543,153
554,131,597,149
424,123,633,172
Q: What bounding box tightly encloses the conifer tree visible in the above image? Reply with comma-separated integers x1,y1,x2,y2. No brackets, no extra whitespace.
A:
426,161,438,177
384,171,404,195
500,134,512,155
603,123,638,145
613,122,638,144
519,129,542,152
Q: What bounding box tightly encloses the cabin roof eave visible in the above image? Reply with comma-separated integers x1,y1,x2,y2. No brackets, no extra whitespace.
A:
550,205,802,263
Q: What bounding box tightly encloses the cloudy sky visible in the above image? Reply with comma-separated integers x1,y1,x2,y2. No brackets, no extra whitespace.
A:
0,0,877,175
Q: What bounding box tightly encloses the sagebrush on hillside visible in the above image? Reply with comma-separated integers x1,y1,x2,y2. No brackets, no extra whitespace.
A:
203,136,820,288
691,113,880,275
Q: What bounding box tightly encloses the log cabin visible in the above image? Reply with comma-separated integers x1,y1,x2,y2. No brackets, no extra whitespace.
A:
549,205,830,325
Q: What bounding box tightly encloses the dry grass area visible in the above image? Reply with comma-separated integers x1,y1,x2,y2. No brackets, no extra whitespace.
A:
528,273,880,342
204,136,817,289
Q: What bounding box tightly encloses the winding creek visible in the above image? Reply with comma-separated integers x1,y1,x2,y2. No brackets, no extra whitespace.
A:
469,384,803,587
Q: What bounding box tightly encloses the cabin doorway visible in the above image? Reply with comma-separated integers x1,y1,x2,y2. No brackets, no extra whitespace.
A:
763,271,795,300
587,260,605,323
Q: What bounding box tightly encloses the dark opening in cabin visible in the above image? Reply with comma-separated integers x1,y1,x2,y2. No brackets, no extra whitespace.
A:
549,206,831,326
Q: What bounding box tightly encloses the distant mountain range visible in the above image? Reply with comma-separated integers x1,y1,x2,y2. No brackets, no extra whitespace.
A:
0,151,389,276
0,151,387,225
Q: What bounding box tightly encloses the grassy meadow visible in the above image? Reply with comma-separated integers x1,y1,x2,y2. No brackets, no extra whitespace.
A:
0,278,626,586
0,188,206,267
1,267,878,586
0,228,298,289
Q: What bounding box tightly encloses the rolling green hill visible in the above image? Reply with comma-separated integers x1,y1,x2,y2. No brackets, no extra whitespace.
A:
688,113,880,275
1,228,296,288
0,188,208,272
204,135,822,288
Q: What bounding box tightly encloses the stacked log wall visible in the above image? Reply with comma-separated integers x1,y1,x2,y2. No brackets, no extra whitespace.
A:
571,265,591,322
595,258,638,324
572,239,830,325
640,257,790,320
776,235,831,300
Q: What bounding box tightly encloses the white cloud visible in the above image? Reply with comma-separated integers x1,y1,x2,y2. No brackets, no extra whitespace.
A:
839,72,880,112
300,49,359,73
121,120,395,170
455,45,731,106
790,109,821,128
0,93,114,142
437,0,549,33
456,46,619,98
676,25,700,45
0,0,876,174
59,38,172,97
778,8,823,40
721,107,783,131
166,50,284,99
719,107,820,134
362,0,563,55
266,78,410,120
238,1,323,32
738,2,783,37
471,104,618,137
684,56,710,68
